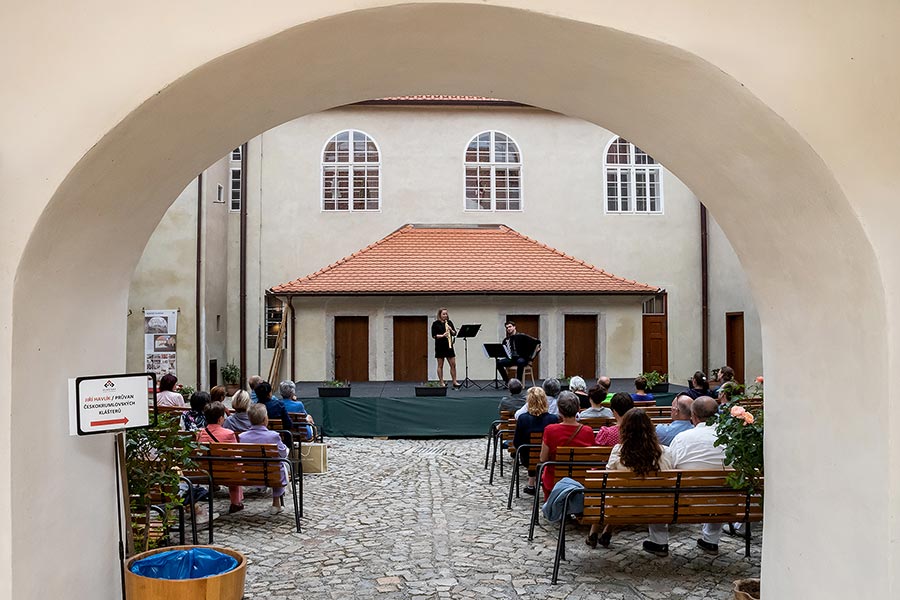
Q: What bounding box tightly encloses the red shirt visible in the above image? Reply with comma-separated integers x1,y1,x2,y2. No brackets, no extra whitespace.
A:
540,423,596,496
594,425,620,447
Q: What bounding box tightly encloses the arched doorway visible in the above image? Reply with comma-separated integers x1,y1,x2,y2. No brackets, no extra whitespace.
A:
6,4,890,599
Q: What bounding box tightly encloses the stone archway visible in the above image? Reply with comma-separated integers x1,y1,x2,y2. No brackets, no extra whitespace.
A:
5,4,891,599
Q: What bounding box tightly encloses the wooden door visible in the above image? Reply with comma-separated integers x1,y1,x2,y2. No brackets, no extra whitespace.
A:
642,315,668,374
564,315,597,378
506,314,540,378
334,316,369,381
393,316,428,381
726,312,745,384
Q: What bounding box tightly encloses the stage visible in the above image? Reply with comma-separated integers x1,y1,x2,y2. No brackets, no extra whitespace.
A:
294,379,687,438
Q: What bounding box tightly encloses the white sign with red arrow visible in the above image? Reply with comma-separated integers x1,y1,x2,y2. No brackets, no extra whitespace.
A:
71,373,154,435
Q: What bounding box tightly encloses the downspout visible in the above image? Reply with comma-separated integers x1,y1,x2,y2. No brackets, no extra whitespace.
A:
700,203,710,373
289,298,296,381
239,142,248,387
195,173,204,388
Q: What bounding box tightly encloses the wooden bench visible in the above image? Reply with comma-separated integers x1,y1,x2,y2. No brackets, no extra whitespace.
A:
193,442,302,532
489,418,516,484
506,431,544,504
550,469,763,584
575,417,616,429
485,411,513,470
287,412,323,443
527,446,614,536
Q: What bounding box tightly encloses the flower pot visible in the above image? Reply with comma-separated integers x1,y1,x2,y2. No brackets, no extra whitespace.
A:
224,384,240,396
125,545,246,600
318,386,351,397
650,382,669,393
733,578,760,600
415,386,447,397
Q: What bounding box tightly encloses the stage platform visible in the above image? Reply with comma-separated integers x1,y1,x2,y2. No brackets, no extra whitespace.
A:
294,379,687,438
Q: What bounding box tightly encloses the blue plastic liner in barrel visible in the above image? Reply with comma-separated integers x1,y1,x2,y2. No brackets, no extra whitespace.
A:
130,548,238,580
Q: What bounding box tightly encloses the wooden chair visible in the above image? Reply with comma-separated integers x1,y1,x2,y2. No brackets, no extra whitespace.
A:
489,418,516,484
506,344,542,387
485,410,513,469
287,412,323,443
507,431,545,503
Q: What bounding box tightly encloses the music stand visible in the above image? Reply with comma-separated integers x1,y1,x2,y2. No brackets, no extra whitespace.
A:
456,324,482,389
482,343,509,390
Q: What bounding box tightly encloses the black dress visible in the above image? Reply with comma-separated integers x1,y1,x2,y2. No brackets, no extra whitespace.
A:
431,319,456,358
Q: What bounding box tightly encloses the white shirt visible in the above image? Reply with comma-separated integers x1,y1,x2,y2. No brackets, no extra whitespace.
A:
667,423,726,470
514,395,559,418
156,390,185,407
607,444,675,471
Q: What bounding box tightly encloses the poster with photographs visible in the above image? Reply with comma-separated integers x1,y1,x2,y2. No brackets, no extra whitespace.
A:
144,309,178,378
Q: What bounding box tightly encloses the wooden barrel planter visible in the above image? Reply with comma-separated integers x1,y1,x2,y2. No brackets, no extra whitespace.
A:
125,545,246,600
733,578,760,600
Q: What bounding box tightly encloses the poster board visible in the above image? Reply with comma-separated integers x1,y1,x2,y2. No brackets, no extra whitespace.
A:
144,309,178,378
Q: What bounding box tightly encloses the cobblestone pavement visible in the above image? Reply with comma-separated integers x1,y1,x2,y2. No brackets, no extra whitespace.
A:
212,438,760,599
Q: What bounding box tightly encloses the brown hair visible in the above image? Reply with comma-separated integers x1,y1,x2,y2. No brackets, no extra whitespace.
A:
210,385,226,404
202,401,227,425
618,408,663,476
436,307,448,319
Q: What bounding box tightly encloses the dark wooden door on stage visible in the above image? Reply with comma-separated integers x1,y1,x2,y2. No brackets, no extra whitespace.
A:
726,312,745,384
506,314,540,378
564,314,597,378
334,316,369,381
642,315,668,374
393,316,428,381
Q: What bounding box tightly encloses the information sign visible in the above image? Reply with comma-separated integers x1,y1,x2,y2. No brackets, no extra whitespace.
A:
72,373,156,435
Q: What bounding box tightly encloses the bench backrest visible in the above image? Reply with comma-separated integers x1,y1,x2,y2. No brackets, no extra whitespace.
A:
577,417,616,429
194,442,284,488
581,470,763,526
268,419,283,431
547,446,614,484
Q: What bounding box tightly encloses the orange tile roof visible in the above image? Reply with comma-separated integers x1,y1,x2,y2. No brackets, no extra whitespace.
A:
271,224,660,296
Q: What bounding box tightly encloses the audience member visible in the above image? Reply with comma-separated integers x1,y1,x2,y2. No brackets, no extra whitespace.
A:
497,378,526,413
156,374,185,407
631,376,655,403
223,390,252,433
512,387,559,495
248,375,263,402
238,404,289,515
209,385,227,405
593,393,634,446
568,376,590,409
256,381,293,430
578,384,613,419
539,392,596,496
515,378,561,418
585,408,674,548
655,394,694,445
180,391,209,432
644,396,725,556
712,366,736,395
685,370,710,400
197,401,244,513
279,380,314,439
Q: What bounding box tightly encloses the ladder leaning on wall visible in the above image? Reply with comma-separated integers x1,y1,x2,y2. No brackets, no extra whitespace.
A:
266,302,289,385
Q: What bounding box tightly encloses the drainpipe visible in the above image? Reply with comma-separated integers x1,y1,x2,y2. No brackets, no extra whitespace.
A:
195,173,204,388
239,142,248,387
700,203,710,373
289,298,296,381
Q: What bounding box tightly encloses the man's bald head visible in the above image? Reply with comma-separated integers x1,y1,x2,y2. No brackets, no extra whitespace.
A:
672,394,694,420
598,376,611,389
691,396,719,423
248,375,262,390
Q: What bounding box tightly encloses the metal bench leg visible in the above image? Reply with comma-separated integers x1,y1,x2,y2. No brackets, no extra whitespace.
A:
552,515,567,585
489,435,499,485
528,482,541,541
507,450,520,509
744,520,751,558
485,424,496,469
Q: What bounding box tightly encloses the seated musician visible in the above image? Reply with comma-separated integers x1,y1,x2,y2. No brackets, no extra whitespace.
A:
496,321,540,384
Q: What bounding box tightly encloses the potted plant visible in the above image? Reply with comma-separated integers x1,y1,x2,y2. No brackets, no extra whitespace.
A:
221,361,241,395
415,380,448,397
125,413,202,553
318,380,351,397
558,374,570,391
710,383,764,494
177,385,195,404
641,371,668,393
733,578,760,600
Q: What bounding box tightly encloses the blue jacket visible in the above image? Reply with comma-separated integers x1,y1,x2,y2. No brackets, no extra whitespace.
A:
542,477,585,522
259,397,292,430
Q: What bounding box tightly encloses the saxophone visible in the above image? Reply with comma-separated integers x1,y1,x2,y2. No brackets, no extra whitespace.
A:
445,320,455,348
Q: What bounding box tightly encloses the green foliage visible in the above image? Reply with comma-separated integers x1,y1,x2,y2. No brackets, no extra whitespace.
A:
709,387,764,494
125,413,203,550
323,380,350,388
220,361,241,385
422,380,446,388
178,385,195,403
640,371,667,388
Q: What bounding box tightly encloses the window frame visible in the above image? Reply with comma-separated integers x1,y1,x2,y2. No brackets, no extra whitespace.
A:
603,137,665,215
320,129,382,213
462,130,524,212
230,147,242,162
229,167,241,213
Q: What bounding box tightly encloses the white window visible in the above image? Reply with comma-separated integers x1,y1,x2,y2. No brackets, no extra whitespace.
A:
604,137,663,214
464,131,522,211
231,147,241,162
321,130,381,211
215,184,224,203
229,167,241,212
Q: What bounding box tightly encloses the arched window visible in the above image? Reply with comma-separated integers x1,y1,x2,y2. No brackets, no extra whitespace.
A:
464,131,522,211
322,130,380,211
604,137,663,214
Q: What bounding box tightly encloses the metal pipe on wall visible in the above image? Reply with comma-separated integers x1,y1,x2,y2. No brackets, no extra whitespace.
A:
700,203,709,373
239,143,248,387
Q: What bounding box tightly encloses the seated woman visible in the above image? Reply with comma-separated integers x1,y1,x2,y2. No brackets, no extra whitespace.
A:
238,404,290,515
578,384,613,419
568,376,590,409
209,385,227,406
585,408,674,548
539,392,596,497
685,370,711,399
512,387,559,495
278,380,314,440
223,390,252,434
156,373,184,407
631,376,655,403
180,391,209,432
197,401,244,514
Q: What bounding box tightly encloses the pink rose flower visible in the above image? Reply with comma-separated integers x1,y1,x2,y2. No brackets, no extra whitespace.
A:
755,376,764,384
742,412,755,425
730,406,746,418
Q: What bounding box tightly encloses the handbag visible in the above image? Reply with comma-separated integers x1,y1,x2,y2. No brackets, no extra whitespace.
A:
300,443,328,474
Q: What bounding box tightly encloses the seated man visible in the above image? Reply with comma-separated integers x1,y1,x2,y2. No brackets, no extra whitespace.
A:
644,396,726,556
498,378,526,413
278,380,314,440
256,381,293,431
578,384,613,419
496,321,540,384
655,393,694,445
238,404,290,515
630,376,655,403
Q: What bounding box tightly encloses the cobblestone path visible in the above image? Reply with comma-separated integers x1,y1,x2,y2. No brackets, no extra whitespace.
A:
213,438,760,599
